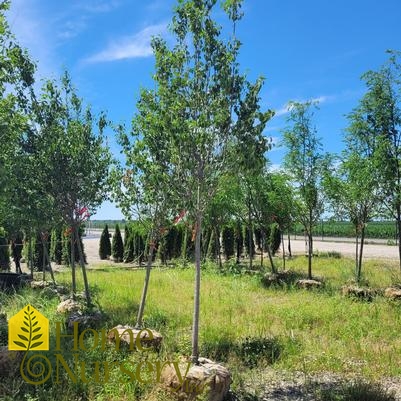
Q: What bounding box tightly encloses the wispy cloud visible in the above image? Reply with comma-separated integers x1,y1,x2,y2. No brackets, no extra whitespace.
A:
57,17,88,40
83,23,166,64
274,95,332,117
76,0,122,14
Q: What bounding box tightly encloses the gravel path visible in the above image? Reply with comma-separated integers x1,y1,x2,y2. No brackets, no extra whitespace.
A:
80,233,399,266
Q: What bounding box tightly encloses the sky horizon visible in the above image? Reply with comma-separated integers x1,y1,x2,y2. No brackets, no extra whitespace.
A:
7,0,401,220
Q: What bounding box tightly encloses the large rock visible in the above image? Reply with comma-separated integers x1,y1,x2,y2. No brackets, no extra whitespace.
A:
107,325,163,351
261,270,299,287
66,311,104,333
161,357,231,401
296,279,323,289
0,346,24,377
57,299,82,314
384,287,401,300
30,280,51,289
342,285,374,301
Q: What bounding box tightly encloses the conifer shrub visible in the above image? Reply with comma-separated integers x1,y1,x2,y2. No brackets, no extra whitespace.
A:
99,224,112,260
111,224,124,262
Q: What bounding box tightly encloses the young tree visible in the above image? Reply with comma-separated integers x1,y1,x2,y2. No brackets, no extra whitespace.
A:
354,52,401,269
130,0,271,364
282,101,324,279
111,224,124,262
99,224,112,259
0,1,35,228
323,153,378,283
33,72,111,305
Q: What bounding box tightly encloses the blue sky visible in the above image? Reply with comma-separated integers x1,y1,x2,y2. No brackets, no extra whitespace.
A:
7,0,401,219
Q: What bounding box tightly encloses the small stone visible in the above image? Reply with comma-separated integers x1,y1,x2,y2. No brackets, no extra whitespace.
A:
107,325,163,350
30,280,51,289
342,285,374,301
161,357,231,401
66,311,104,333
384,287,401,300
57,299,82,314
296,279,323,289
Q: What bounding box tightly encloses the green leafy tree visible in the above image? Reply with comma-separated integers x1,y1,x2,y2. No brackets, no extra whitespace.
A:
111,224,124,262
33,72,111,304
282,101,325,279
323,153,378,283
129,0,273,364
99,224,112,260
353,52,401,269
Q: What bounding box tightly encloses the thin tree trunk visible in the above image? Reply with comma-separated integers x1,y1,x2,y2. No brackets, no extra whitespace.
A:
42,238,56,284
181,226,188,266
70,227,76,300
264,230,276,273
260,229,264,268
236,223,241,264
75,226,91,307
42,241,46,282
357,225,366,283
136,233,155,329
281,231,286,270
355,230,359,283
191,210,202,365
29,233,34,279
397,207,401,272
287,231,292,257
248,207,253,270
308,232,313,279
214,226,222,269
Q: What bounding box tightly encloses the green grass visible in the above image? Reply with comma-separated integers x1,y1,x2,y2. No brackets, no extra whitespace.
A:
1,256,401,400
293,220,397,239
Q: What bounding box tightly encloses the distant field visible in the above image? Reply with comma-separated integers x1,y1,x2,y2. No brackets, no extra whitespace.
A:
88,220,398,240
86,219,126,230
293,221,397,240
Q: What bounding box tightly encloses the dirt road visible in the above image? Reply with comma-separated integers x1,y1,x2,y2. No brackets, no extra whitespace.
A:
81,232,398,265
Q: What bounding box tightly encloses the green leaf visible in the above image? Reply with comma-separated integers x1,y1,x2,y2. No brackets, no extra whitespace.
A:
21,327,29,333
18,334,28,342
13,341,27,349
30,341,43,349
32,327,40,333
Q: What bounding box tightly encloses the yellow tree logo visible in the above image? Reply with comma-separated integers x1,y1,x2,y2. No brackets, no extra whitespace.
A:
8,305,49,351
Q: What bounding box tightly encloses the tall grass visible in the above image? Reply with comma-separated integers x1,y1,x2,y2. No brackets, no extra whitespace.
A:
1,255,401,400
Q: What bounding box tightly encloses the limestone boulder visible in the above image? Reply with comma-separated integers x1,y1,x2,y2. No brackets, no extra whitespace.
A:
57,299,82,314
66,311,104,333
384,287,401,300
161,357,231,401
296,279,323,289
107,325,163,351
342,285,374,302
30,280,51,289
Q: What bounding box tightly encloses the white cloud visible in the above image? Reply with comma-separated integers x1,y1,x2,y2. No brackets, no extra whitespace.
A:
83,24,166,64
273,95,332,118
57,17,88,40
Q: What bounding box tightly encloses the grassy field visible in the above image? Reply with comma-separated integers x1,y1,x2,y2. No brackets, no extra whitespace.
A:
293,220,397,240
1,256,401,400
